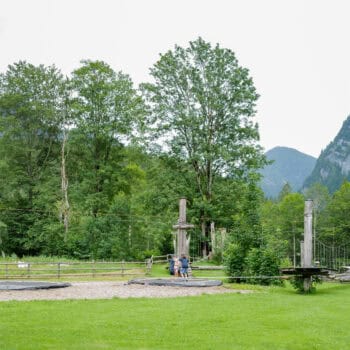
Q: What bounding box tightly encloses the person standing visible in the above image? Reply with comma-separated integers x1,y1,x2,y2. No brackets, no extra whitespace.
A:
169,255,175,275
179,254,189,279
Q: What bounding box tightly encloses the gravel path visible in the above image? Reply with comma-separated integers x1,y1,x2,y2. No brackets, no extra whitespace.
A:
0,281,251,301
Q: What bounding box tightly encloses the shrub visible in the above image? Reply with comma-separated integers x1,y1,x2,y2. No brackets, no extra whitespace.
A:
223,243,245,283
245,247,283,285
256,248,283,285
224,244,283,286
290,275,322,293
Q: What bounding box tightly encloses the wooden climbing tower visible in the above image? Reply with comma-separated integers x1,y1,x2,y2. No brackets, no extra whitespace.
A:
173,198,194,257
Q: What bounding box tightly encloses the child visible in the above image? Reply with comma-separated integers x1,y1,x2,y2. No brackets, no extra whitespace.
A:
173,257,180,277
179,254,189,279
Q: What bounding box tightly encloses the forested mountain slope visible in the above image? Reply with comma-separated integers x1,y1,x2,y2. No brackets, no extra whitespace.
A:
260,146,316,198
303,115,350,193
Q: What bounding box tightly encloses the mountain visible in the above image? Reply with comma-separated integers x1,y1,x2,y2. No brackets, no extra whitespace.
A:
260,146,317,198
303,115,350,193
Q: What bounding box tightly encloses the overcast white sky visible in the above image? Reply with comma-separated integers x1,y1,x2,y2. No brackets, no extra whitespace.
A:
1,0,350,157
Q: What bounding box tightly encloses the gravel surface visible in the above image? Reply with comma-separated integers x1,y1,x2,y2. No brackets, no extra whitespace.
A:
0,281,252,301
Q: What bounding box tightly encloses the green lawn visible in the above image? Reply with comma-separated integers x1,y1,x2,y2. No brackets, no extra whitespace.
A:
1,282,350,349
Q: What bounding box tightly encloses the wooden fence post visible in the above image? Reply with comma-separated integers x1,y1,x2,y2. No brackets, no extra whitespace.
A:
146,256,153,275
90,261,94,278
122,260,125,277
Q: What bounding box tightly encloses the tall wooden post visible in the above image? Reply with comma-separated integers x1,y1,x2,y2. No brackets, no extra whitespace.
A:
303,200,313,267
302,199,313,292
210,222,216,256
178,198,186,256
173,198,194,257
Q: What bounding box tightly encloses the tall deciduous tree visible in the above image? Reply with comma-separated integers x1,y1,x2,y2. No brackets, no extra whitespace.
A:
277,192,305,263
63,60,147,259
278,182,292,201
141,38,265,255
320,181,350,246
70,60,144,216
0,61,65,255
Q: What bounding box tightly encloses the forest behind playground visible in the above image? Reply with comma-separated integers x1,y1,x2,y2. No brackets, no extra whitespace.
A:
0,39,350,273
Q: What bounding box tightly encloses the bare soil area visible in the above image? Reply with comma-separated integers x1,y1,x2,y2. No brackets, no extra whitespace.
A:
0,281,251,301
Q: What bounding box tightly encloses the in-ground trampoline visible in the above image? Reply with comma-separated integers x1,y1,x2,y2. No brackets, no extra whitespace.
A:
128,278,222,287
0,281,71,291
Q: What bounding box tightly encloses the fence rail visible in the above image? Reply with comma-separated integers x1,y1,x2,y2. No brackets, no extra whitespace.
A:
0,261,149,279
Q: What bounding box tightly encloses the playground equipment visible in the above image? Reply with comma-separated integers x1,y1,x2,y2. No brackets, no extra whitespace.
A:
173,198,194,257
128,278,222,287
281,200,329,292
0,281,71,291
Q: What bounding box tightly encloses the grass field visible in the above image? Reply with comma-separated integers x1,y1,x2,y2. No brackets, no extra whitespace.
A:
1,282,350,349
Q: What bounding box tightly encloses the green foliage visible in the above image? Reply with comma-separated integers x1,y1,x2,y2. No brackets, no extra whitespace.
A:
0,44,298,263
278,182,292,201
230,175,264,251
0,61,65,255
224,244,283,286
223,243,245,282
245,248,283,285
71,60,144,143
142,37,266,254
303,182,330,213
319,181,350,245
277,192,305,259
142,37,264,177
289,275,322,294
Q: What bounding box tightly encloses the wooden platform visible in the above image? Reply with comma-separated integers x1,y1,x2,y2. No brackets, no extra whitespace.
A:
128,278,223,287
281,267,330,277
191,266,223,270
0,281,71,290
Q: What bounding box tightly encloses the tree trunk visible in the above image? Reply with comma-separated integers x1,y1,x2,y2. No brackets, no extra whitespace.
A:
210,221,215,256
60,128,70,240
201,219,207,257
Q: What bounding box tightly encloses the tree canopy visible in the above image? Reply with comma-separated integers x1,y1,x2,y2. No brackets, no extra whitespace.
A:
2,40,347,268
141,37,266,255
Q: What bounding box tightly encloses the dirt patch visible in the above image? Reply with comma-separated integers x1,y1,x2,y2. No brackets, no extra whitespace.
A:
0,281,252,301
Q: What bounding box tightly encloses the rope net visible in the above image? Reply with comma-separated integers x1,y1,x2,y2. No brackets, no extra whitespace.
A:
314,239,350,271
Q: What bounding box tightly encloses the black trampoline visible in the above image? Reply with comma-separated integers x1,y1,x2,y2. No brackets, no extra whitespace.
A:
0,281,71,291
128,278,222,287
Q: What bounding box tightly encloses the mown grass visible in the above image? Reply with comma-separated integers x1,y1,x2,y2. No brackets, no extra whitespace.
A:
1,282,350,349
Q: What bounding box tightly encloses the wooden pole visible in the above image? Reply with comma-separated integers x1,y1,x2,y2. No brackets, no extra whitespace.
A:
302,199,313,292
177,198,187,257
303,199,313,267
173,198,194,257
293,233,296,268
210,222,216,256
300,241,304,267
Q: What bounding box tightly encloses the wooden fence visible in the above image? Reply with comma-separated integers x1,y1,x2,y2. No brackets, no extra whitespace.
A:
150,254,200,264
0,261,150,279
